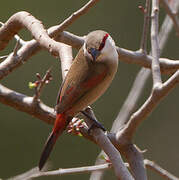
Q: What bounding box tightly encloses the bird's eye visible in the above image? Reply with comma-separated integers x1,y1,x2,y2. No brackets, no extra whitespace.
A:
98,33,109,51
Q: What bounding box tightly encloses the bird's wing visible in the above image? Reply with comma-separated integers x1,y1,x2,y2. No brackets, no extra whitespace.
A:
55,49,107,114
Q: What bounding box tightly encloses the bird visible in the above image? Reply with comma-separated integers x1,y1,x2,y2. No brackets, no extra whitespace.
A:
38,30,118,170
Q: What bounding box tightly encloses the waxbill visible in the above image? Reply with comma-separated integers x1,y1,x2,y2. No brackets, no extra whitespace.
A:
39,30,118,170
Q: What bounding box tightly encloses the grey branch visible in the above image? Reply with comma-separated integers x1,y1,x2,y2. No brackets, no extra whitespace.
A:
8,159,179,180
0,12,179,81
145,159,179,180
49,0,100,38
58,43,73,79
160,0,179,36
151,0,162,86
0,83,55,125
82,107,134,180
0,0,179,179
140,0,151,53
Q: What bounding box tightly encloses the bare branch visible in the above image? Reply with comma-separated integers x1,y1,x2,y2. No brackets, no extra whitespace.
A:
7,163,51,180
145,159,179,180
14,34,26,46
151,0,162,86
0,83,55,124
120,68,179,139
0,31,83,80
90,1,179,179
82,107,134,180
9,163,111,180
0,55,8,60
0,21,26,46
0,27,179,81
9,158,179,180
120,141,147,180
160,0,179,36
117,47,179,74
111,68,150,133
49,0,100,38
33,67,53,101
139,0,151,53
13,38,21,57
0,11,64,56
58,43,73,79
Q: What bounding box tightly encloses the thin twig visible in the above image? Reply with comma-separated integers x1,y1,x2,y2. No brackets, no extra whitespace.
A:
0,55,8,60
49,0,100,38
13,38,21,57
140,0,151,53
33,67,53,101
14,35,26,45
8,159,179,180
8,164,111,180
160,0,179,36
31,164,111,179
145,159,179,180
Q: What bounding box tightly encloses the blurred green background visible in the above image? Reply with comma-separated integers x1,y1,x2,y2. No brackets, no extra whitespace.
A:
0,0,179,179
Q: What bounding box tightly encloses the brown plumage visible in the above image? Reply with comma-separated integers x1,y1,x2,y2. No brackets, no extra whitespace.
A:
39,30,118,170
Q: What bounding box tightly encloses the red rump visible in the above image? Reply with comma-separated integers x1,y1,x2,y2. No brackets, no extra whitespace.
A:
98,33,109,51
53,113,67,134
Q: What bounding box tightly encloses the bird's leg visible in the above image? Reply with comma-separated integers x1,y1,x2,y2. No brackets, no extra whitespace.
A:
80,111,106,133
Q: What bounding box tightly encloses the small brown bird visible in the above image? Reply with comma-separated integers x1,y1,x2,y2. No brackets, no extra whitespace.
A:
39,30,118,170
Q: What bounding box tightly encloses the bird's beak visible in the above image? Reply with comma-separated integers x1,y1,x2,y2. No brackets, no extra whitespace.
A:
89,48,100,61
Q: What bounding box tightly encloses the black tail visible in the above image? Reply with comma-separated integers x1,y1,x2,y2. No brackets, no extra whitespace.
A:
39,132,58,170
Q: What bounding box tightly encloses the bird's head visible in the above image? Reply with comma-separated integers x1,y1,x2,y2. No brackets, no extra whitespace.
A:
83,30,117,62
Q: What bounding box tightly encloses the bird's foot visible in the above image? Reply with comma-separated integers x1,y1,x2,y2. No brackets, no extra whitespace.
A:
80,110,106,133
88,121,106,134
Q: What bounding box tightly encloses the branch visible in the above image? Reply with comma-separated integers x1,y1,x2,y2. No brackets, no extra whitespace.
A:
117,47,179,74
9,158,179,180
90,1,179,179
0,0,100,56
0,25,179,81
0,83,55,124
160,0,179,36
111,68,150,133
145,159,179,180
33,68,53,101
121,69,179,139
82,107,134,180
139,0,151,53
49,0,100,38
8,164,111,180
0,11,67,56
0,31,83,80
58,43,73,79
151,0,162,86
1,10,179,81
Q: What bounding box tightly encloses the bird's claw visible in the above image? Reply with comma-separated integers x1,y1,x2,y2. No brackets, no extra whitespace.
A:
88,120,106,134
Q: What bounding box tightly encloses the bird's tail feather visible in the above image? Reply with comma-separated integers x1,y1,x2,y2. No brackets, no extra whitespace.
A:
39,131,58,170
39,113,68,170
